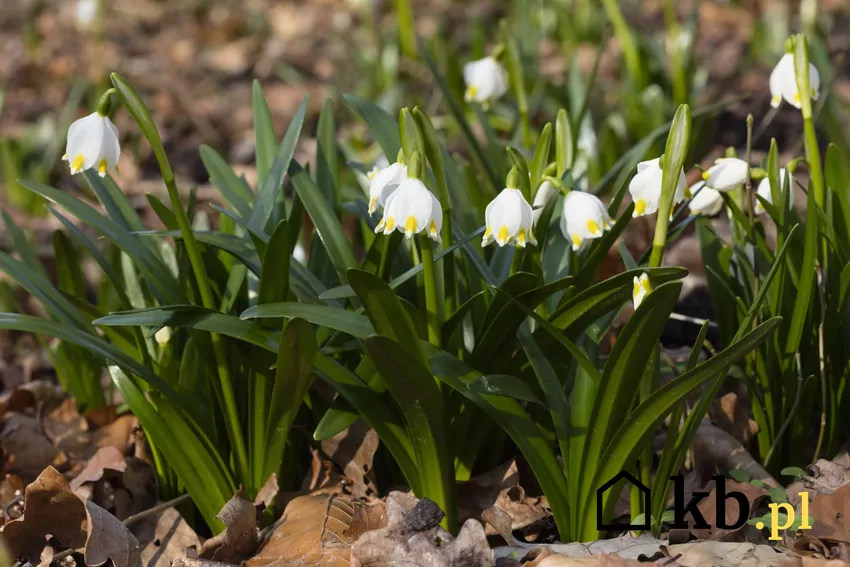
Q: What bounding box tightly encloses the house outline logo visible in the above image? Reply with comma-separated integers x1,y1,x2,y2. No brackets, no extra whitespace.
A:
596,471,651,531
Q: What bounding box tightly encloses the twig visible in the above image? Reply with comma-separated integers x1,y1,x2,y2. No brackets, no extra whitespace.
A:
668,312,718,328
123,493,192,526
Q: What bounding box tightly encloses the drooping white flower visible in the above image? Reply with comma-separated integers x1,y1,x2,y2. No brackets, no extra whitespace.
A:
633,273,651,310
769,52,820,109
63,112,120,177
701,158,749,192
628,158,687,217
687,181,725,216
559,190,611,251
375,178,442,243
367,162,407,215
532,180,557,225
482,188,537,248
755,168,795,215
155,326,172,346
463,57,509,104
75,0,96,27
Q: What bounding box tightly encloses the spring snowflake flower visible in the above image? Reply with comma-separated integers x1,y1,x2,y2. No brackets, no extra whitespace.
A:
687,181,724,216
482,188,537,248
532,180,557,225
367,161,407,215
755,168,795,215
463,57,509,104
770,53,820,109
375,177,442,243
628,158,687,218
154,326,172,346
75,0,96,27
559,190,611,251
633,273,651,310
63,112,120,177
701,158,749,192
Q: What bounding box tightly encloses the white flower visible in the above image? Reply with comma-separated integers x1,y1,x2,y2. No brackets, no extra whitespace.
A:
63,112,120,177
628,158,687,217
755,168,795,215
75,0,96,27
375,178,442,243
559,190,611,251
482,188,537,248
769,53,820,109
155,326,172,346
463,57,509,104
367,162,407,215
687,181,724,216
532,180,557,225
702,158,749,192
633,273,651,310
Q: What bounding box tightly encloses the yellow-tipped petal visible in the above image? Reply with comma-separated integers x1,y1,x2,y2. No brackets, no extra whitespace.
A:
98,160,108,177
811,88,817,98
701,170,710,181
517,229,526,247
685,187,692,199
405,216,417,236
793,92,801,105
385,217,395,231
429,219,437,237
465,85,478,101
634,199,647,216
71,155,85,173
62,153,68,161
586,219,601,236
497,225,509,245
771,95,781,106
571,233,581,248
641,277,651,293
484,226,492,238
633,280,640,300
369,197,377,214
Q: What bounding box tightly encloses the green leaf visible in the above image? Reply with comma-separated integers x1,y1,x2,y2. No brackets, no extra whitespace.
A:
366,335,456,531
200,145,253,217
258,221,292,305
729,469,750,483
289,160,356,284
264,318,317,481
97,306,280,352
240,303,372,339
317,98,340,208
348,269,426,365
530,123,552,193
785,185,818,356
468,374,543,405
343,94,402,159
252,80,277,190
314,399,359,441
781,466,807,478
768,487,788,503
1,209,46,278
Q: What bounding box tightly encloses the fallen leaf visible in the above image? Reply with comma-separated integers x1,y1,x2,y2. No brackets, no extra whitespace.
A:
535,554,659,566
301,448,347,495
247,492,385,567
199,489,258,563
83,498,141,567
0,466,87,562
782,558,850,566
91,414,138,454
132,507,201,567
693,479,768,540
494,534,665,564
255,473,279,510
71,446,127,491
666,541,791,567
0,413,67,478
44,398,91,458
320,419,378,498
350,491,488,567
810,485,850,543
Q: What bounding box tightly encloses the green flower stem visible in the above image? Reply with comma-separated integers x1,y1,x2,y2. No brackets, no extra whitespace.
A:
110,74,250,488
96,88,117,117
420,235,441,346
795,36,824,210
394,0,417,58
649,105,692,268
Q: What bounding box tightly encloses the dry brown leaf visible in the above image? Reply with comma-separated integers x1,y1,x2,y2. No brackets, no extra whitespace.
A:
0,466,87,562
0,413,67,478
132,507,201,567
199,489,258,563
71,446,128,491
320,419,378,498
255,473,279,510
535,554,659,566
666,541,791,567
301,448,348,495
692,479,768,540
782,558,850,566
810,485,850,543
84,498,141,567
247,492,385,567
350,492,489,567
44,397,92,458
91,414,138,454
